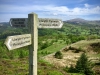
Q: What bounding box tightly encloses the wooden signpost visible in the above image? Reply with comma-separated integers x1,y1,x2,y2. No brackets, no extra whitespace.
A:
5,12,63,75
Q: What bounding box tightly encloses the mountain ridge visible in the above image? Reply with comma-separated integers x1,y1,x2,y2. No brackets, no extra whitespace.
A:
66,18,100,25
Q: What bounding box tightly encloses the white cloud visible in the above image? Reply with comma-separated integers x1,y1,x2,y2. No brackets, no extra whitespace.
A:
0,4,100,15
92,6,100,13
84,3,90,8
0,3,100,21
52,13,58,16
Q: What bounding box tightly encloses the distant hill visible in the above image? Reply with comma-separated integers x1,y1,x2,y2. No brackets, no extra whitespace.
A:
66,18,100,25
0,22,10,27
66,18,88,23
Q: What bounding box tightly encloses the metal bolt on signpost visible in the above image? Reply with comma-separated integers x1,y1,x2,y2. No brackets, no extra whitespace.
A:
5,12,63,75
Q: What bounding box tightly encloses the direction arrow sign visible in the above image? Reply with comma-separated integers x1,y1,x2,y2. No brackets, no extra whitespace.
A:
38,18,63,28
10,18,28,27
5,34,31,50
10,18,63,28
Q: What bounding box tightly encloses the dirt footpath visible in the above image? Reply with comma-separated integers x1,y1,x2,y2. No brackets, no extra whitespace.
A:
43,50,83,68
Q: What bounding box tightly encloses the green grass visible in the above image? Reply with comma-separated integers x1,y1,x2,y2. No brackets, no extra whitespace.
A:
47,71,63,75
38,59,67,75
0,58,29,75
69,73,85,75
38,40,66,57
0,39,67,75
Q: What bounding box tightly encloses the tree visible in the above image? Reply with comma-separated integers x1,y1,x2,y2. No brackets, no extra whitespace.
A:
54,51,63,59
75,53,95,75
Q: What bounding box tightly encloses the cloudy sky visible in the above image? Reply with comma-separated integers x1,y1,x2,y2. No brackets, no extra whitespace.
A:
0,0,100,22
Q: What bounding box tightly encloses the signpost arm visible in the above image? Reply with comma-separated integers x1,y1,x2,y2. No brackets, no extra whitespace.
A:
28,13,38,75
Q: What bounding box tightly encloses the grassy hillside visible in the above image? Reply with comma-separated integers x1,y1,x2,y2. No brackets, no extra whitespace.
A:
39,22,100,36
0,22,100,75
0,22,100,40
43,39,100,75
0,39,69,75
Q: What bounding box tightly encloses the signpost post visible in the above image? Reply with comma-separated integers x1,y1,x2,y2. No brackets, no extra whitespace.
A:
5,12,63,75
28,13,38,75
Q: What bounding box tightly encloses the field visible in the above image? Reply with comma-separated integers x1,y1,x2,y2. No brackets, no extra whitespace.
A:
0,22,100,75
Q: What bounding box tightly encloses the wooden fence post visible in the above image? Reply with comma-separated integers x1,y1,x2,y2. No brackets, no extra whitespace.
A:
28,13,38,75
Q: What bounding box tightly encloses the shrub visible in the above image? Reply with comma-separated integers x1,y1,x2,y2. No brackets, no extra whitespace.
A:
8,51,14,59
68,46,76,50
54,51,63,59
2,54,9,59
19,50,25,58
63,66,69,72
41,42,50,50
69,46,74,50
74,47,82,53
